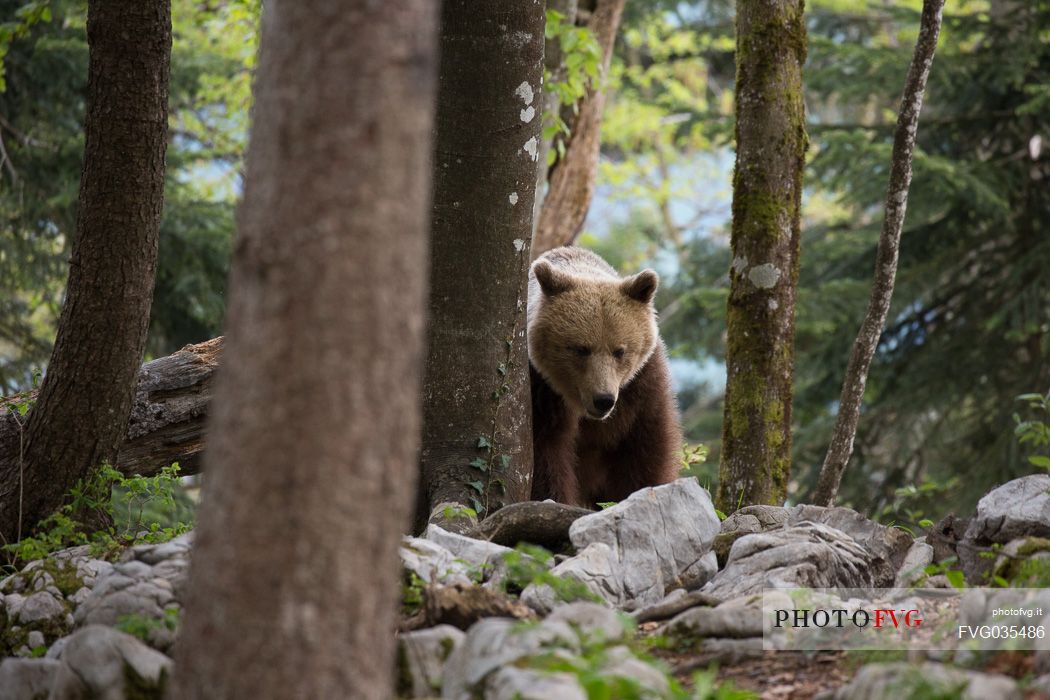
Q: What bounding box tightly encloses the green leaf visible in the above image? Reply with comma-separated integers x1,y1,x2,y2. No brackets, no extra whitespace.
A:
469,458,489,472
477,436,491,450
919,519,934,528
946,570,966,589
1028,455,1050,470
467,480,485,495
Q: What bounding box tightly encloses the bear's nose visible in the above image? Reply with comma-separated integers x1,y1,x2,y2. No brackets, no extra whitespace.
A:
593,394,616,415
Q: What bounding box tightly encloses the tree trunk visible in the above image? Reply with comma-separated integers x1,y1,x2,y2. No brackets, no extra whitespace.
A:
170,1,438,698
417,1,544,530
717,0,806,512
531,0,626,258
533,0,579,226
0,0,170,545
812,0,945,507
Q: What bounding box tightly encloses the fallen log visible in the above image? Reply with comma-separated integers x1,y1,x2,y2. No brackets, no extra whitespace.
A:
0,337,222,479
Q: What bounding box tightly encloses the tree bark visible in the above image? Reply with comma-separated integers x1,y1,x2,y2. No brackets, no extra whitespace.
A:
0,0,170,545
717,0,806,512
812,0,945,507
533,0,579,226
531,0,626,258
170,1,438,698
417,1,544,529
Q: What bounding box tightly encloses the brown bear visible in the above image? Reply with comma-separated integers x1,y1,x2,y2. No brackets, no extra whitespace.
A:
527,246,683,508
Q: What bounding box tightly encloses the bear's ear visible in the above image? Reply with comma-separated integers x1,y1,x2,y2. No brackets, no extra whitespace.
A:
533,260,574,296
621,269,659,304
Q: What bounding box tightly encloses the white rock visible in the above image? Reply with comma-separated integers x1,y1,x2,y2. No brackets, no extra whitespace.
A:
0,658,59,700
398,624,465,698
441,618,579,699
483,667,585,700
568,478,720,608
48,625,172,700
17,592,66,625
704,522,873,600
401,537,473,586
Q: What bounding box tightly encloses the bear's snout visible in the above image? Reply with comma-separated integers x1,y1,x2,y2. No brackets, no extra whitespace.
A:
592,393,616,418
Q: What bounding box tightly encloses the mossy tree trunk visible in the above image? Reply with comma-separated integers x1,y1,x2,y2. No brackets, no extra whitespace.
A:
417,1,544,530
170,2,438,698
717,0,807,512
0,0,171,544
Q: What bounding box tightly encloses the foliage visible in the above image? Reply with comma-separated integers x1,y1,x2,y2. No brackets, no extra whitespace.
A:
401,571,425,616
587,0,1050,516
1014,391,1050,472
875,476,960,533
0,0,258,390
116,608,180,644
525,613,757,700
543,8,603,165
500,544,602,604
2,463,194,565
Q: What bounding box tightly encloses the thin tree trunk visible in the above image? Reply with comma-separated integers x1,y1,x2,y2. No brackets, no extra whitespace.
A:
717,0,806,512
0,0,170,545
171,1,438,698
812,0,945,507
531,0,625,258
417,1,544,530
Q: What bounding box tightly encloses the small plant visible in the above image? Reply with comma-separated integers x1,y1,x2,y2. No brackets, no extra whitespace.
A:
923,557,966,589
116,608,180,644
3,462,194,566
875,476,959,533
500,544,602,604
402,571,426,616
1014,391,1050,471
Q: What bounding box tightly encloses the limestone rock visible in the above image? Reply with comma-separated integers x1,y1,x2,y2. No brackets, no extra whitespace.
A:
830,662,1019,700
704,522,874,600
715,504,912,586
401,537,473,586
0,658,59,700
397,624,464,698
567,478,720,609
441,617,580,699
483,667,586,700
895,538,935,587
961,475,1050,582
48,625,172,700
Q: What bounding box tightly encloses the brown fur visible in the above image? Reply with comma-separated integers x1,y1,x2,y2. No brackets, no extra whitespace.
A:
528,247,683,508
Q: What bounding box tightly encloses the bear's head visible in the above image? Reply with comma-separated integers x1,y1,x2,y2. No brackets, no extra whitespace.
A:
528,260,659,420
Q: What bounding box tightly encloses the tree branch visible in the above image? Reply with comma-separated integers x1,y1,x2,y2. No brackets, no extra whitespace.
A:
811,0,946,506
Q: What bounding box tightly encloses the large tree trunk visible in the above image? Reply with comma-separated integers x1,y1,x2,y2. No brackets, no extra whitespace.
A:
531,0,626,258
717,0,806,511
0,0,170,545
812,0,945,506
417,1,544,530
170,1,438,698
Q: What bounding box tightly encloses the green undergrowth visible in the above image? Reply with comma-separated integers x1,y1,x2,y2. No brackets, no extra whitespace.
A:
3,462,195,571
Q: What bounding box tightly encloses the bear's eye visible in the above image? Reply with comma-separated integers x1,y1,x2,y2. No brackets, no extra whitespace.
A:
570,345,591,357
613,347,626,360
